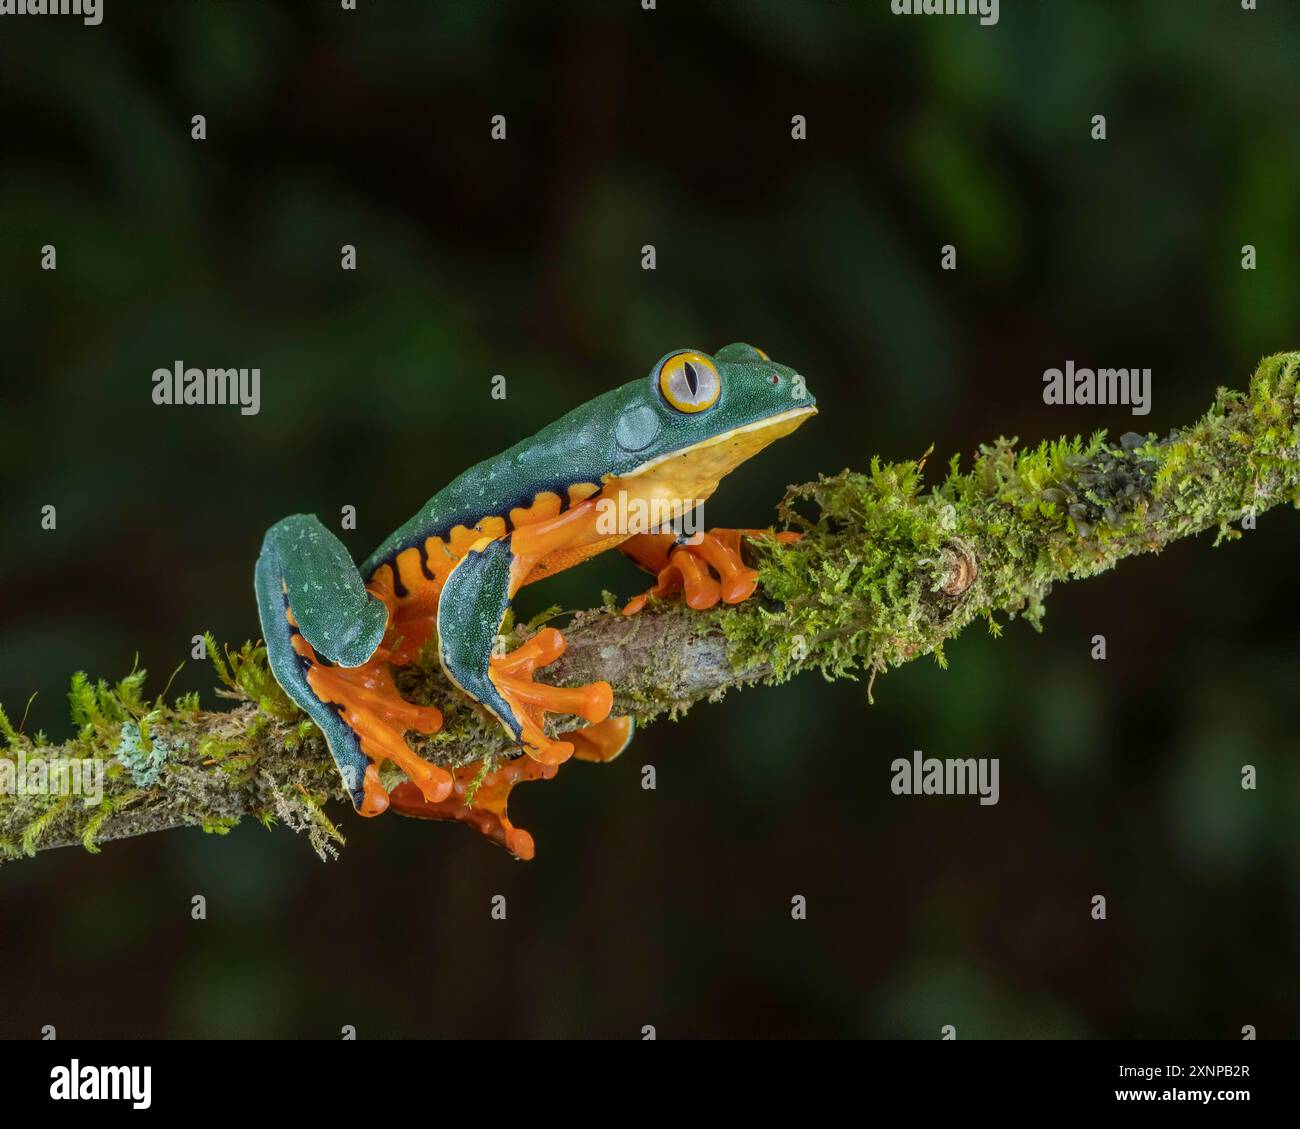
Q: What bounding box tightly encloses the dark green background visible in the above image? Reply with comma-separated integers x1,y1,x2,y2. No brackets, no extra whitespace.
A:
0,0,1296,1039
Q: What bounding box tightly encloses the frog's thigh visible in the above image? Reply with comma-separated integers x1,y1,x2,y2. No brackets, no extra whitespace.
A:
256,546,372,808
260,514,389,666
257,515,447,815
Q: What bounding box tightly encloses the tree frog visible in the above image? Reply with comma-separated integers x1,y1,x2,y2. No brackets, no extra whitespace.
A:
255,343,815,857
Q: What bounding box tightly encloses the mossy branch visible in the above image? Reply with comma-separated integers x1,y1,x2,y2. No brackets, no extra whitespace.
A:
3,353,1296,860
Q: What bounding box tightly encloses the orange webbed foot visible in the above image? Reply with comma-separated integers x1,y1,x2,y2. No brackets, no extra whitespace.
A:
388,756,558,860
488,627,613,766
291,631,450,814
621,529,800,615
386,716,633,857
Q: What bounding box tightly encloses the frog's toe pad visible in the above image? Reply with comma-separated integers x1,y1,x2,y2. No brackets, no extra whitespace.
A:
489,627,613,766
360,765,391,817
561,714,635,763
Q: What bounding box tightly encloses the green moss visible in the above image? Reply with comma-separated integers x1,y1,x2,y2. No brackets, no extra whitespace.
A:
0,703,18,748
20,794,71,855
1,630,334,859
282,719,317,752
294,790,345,853
725,351,1299,698
462,758,491,806
205,635,298,722
197,734,246,761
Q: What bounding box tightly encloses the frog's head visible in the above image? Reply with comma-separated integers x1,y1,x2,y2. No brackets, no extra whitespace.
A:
604,342,817,502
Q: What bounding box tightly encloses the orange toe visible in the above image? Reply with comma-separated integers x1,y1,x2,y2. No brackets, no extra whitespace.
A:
622,528,776,615
622,592,650,616
388,756,558,860
489,629,613,766
360,764,390,817
562,714,635,763
291,627,450,812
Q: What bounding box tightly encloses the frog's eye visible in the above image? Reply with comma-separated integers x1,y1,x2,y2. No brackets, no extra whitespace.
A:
659,351,721,413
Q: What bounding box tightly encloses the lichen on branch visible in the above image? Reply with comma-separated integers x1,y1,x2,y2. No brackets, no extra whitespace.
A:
2,352,1296,860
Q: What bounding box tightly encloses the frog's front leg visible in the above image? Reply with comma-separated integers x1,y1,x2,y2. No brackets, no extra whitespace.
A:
255,515,450,815
438,534,613,765
619,529,801,615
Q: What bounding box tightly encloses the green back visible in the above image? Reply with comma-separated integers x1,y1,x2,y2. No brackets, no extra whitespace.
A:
360,344,813,577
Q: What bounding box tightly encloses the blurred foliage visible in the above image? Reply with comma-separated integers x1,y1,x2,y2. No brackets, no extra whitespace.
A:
0,1,1296,1038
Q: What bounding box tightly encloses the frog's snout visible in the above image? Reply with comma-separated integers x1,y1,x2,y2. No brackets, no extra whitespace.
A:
791,382,817,413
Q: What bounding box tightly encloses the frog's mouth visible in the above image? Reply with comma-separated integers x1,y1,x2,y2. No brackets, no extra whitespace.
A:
607,404,817,512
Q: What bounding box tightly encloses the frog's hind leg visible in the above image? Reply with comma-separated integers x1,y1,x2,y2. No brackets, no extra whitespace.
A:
386,717,632,859
255,515,449,815
437,536,613,767
388,757,556,860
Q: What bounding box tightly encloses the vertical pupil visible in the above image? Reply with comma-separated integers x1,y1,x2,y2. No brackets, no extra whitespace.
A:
683,361,700,397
